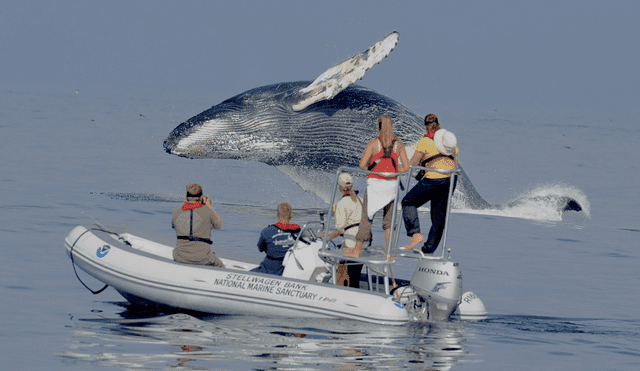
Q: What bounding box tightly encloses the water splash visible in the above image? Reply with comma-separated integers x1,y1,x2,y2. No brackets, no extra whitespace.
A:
454,183,590,222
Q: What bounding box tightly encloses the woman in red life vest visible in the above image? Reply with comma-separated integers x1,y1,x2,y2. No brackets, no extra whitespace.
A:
343,115,410,259
172,183,224,267
402,114,458,254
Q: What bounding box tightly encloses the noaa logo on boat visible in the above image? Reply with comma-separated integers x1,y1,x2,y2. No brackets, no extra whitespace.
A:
96,245,111,258
392,298,404,309
432,282,450,292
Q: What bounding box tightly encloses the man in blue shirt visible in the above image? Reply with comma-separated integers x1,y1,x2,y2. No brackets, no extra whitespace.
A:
251,202,300,275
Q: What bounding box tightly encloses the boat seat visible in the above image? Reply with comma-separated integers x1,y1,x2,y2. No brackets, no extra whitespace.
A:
282,240,328,281
115,233,174,260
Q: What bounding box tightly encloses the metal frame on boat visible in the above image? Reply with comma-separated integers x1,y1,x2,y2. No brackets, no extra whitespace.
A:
64,164,486,324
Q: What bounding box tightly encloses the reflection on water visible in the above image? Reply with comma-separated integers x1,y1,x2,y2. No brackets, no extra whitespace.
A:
60,303,472,370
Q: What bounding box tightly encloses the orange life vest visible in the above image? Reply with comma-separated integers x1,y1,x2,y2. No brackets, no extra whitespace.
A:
367,137,398,180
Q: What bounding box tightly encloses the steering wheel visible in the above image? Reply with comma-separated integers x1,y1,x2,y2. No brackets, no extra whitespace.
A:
299,228,317,244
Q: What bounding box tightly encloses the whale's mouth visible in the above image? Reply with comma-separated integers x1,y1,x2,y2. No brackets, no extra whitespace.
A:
165,142,285,161
163,118,292,161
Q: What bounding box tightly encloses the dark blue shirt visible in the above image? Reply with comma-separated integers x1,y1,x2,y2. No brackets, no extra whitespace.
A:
251,223,300,276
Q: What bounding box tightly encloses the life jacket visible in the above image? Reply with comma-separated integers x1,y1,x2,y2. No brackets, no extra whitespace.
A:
367,138,398,180
420,153,454,167
177,205,213,244
274,222,301,231
415,153,455,181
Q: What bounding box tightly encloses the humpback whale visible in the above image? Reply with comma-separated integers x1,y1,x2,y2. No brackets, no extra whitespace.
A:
163,31,583,215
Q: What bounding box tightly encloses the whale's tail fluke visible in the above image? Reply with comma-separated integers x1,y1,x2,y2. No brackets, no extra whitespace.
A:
450,179,589,221
292,31,400,111
563,198,583,212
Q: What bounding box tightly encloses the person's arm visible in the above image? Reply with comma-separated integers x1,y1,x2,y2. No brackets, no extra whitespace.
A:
409,148,424,167
203,196,222,229
210,208,222,229
321,200,350,241
454,148,459,168
396,141,411,173
321,227,341,241
411,136,434,169
257,230,267,252
359,141,373,171
330,202,348,240
325,229,341,241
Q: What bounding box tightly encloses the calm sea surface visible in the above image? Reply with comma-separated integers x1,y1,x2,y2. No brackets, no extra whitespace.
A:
1,83,639,370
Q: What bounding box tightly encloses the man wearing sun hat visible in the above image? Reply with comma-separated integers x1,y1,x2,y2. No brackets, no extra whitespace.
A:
402,114,459,254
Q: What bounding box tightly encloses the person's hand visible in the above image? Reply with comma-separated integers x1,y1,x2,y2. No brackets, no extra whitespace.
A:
321,230,336,240
201,196,212,207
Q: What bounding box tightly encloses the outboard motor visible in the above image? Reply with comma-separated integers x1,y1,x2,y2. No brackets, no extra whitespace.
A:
410,258,463,320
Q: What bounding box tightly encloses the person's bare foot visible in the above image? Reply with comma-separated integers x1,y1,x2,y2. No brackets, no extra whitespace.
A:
404,233,424,250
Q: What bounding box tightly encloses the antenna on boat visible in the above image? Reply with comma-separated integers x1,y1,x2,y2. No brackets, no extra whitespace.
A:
318,211,325,231
438,169,458,258
80,210,105,231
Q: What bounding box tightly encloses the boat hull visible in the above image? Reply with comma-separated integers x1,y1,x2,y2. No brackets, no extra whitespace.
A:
65,225,409,325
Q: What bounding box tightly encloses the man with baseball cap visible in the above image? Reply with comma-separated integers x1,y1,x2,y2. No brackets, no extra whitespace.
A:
324,172,363,287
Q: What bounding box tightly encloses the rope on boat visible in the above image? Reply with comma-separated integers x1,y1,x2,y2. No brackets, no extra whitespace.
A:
388,263,400,299
68,226,112,295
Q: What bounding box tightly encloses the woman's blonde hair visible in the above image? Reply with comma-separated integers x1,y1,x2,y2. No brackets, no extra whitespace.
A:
378,115,397,149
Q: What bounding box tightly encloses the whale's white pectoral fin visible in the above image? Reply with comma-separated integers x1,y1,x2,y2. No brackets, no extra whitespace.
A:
404,141,418,161
292,31,400,111
275,165,335,203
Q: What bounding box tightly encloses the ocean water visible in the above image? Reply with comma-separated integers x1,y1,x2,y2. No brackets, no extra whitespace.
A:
1,82,639,370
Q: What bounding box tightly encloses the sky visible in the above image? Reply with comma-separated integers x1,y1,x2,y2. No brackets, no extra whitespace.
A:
2,0,639,114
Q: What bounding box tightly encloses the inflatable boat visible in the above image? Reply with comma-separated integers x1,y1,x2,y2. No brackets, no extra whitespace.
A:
64,167,487,324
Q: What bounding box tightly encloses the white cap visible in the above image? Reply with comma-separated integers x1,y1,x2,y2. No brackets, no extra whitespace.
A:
434,129,457,156
338,173,353,187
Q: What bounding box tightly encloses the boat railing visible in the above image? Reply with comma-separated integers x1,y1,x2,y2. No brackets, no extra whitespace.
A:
319,165,459,259
316,166,409,293
316,164,459,293
318,166,406,264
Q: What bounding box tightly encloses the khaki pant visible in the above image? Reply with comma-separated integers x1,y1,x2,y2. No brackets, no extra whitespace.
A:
355,191,394,243
173,248,225,268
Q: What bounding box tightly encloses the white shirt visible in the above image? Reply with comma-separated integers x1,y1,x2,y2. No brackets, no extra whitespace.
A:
334,193,363,249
